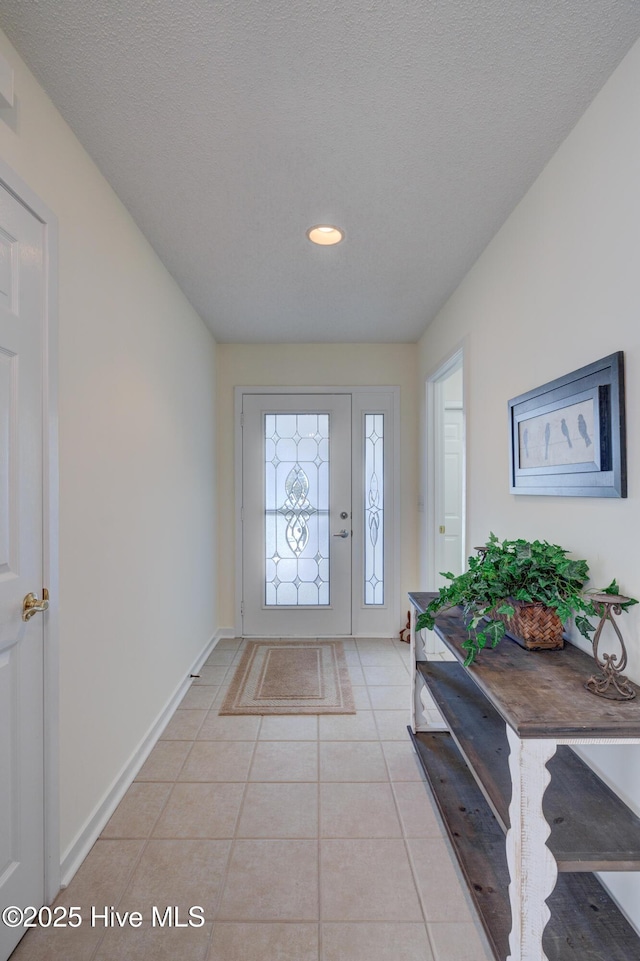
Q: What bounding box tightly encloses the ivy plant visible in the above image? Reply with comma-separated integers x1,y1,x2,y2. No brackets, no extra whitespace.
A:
416,533,637,665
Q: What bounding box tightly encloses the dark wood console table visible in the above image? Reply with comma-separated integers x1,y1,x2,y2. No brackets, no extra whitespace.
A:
408,592,640,961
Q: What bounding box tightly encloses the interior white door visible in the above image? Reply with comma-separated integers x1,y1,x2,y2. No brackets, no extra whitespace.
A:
433,362,465,590
440,405,464,580
0,185,46,960
242,394,352,635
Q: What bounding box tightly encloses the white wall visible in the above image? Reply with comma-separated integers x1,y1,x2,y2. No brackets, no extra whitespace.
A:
418,36,640,931
0,32,218,864
216,343,419,632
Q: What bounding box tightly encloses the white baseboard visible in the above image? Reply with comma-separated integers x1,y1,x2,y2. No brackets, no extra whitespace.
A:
59,629,226,887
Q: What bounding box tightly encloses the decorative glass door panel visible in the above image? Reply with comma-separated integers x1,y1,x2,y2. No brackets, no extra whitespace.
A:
242,395,352,635
364,413,384,605
265,413,330,606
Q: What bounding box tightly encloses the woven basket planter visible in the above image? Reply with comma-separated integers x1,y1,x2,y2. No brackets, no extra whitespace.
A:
492,600,565,651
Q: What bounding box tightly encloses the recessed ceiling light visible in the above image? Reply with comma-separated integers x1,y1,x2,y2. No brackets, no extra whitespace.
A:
306,224,344,246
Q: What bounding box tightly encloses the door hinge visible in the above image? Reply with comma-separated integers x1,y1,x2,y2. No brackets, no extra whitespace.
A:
240,601,244,616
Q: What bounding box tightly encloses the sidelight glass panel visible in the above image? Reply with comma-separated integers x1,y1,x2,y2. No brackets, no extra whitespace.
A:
364,413,384,605
265,412,330,606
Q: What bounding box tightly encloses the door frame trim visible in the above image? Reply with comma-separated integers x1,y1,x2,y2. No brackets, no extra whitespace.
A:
0,160,60,902
424,347,466,591
234,386,400,637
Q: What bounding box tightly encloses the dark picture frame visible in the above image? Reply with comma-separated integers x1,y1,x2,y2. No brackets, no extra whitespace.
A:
508,352,626,497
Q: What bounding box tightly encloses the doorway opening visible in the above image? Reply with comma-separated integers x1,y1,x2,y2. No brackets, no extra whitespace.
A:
426,351,465,590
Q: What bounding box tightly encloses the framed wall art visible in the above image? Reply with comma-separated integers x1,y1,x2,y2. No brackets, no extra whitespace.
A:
508,351,626,497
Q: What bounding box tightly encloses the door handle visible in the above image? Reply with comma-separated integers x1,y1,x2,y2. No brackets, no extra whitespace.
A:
332,529,350,538
22,589,50,622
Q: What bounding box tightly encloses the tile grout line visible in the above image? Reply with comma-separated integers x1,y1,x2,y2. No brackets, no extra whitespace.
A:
208,652,264,935
123,652,238,959
387,778,439,961
56,664,223,961
201,643,249,958
374,659,439,959
317,685,322,961
86,675,210,961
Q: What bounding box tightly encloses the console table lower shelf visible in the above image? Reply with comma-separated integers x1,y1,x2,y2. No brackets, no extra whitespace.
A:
408,593,640,960
408,727,640,960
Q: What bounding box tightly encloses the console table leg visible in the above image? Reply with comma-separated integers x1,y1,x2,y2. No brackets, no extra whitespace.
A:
409,606,420,731
506,727,557,961
410,606,446,732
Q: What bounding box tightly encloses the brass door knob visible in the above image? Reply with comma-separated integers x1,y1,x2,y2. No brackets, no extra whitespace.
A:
22,589,50,622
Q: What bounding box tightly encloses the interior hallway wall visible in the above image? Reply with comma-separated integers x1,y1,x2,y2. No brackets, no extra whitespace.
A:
0,30,218,865
417,35,640,931
216,343,419,633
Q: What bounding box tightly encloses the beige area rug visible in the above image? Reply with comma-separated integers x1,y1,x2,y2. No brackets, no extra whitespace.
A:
219,639,355,715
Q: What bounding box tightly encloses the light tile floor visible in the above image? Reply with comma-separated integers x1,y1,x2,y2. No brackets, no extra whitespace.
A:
10,637,493,961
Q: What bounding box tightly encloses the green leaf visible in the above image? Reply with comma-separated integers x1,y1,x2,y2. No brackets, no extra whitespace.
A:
513,587,533,604
415,612,435,631
575,615,595,639
553,601,572,623
483,620,506,647
496,603,515,616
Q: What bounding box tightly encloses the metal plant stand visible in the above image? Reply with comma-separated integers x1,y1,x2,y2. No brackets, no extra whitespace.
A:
585,593,636,701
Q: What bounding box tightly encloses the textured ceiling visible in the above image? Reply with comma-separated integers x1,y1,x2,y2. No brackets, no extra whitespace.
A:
2,1,640,343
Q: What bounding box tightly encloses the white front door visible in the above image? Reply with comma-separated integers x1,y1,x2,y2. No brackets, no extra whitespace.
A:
0,185,46,960
242,394,352,635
